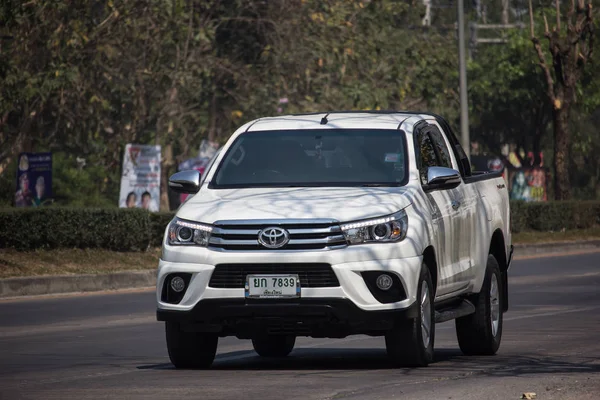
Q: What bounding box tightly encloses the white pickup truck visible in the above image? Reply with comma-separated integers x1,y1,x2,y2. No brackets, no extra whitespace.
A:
157,111,513,368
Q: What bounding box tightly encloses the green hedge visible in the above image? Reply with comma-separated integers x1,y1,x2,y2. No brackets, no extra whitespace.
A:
0,201,598,250
510,200,600,233
0,208,174,251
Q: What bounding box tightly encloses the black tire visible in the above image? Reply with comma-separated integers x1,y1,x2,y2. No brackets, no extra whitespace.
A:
252,335,296,357
385,265,435,367
455,254,503,355
165,322,218,369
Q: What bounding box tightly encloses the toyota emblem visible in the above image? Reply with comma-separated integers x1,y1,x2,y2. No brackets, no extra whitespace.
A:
258,227,290,249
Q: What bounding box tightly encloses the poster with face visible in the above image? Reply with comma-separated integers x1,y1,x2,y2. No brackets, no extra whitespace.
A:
118,144,161,212
508,167,548,202
15,152,53,207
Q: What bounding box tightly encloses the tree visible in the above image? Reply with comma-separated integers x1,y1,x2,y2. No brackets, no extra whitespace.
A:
469,31,552,164
528,0,594,200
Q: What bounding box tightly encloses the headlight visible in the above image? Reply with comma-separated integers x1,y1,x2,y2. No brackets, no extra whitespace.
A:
340,210,408,245
167,218,213,246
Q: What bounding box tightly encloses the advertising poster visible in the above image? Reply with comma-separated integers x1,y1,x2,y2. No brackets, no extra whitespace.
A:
15,152,53,207
508,167,548,202
119,144,161,212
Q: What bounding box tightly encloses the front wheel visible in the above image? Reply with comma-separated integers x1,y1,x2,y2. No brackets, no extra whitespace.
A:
455,254,503,355
252,335,296,357
166,322,218,369
385,265,435,367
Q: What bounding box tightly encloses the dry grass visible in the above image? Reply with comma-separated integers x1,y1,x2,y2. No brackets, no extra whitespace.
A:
0,248,161,279
1,228,599,278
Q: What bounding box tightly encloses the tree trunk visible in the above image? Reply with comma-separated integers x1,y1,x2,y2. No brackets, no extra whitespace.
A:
552,106,571,200
160,143,173,211
209,92,217,143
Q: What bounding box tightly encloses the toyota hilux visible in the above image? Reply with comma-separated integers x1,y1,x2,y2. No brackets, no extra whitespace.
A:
157,111,513,368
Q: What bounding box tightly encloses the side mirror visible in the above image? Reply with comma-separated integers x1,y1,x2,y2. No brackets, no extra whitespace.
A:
168,170,201,194
424,166,462,191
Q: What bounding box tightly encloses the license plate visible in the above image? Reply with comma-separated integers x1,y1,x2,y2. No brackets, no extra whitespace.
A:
245,274,301,298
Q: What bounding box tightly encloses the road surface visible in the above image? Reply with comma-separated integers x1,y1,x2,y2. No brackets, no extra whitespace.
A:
1,251,599,400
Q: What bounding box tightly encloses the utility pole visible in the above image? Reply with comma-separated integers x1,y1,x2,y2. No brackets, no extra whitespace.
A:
457,0,470,160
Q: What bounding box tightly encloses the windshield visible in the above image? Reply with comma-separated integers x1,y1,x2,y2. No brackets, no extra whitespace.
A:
211,129,408,188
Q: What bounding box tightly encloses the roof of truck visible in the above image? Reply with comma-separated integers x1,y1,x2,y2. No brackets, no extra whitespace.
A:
244,111,436,132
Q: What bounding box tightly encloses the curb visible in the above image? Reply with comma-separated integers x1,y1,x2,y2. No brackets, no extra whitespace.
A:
1,240,599,298
0,270,156,298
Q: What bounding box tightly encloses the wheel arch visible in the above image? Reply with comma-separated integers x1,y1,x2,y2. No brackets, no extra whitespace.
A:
489,229,509,312
422,245,438,296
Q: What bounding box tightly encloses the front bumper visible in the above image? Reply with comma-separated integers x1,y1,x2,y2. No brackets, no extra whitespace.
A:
157,297,419,338
156,251,424,313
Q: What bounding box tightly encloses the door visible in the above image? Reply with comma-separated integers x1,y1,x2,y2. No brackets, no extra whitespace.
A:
428,126,476,290
414,127,461,297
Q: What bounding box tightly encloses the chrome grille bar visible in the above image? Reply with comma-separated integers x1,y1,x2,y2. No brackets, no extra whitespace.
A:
209,220,347,250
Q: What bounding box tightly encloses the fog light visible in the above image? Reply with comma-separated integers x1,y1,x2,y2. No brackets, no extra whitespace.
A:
170,276,186,293
376,274,393,291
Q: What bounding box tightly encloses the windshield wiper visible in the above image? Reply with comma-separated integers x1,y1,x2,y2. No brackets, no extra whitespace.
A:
360,183,392,187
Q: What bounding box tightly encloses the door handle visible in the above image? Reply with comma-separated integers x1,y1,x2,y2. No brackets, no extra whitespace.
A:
451,200,461,210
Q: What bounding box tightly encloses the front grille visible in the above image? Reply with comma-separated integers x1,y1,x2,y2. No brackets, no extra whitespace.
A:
209,263,340,288
208,220,347,251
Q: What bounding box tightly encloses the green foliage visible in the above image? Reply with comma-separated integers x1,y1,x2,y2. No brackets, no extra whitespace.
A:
469,30,551,154
0,162,16,208
51,153,120,207
0,0,598,205
468,15,600,198
510,201,600,233
0,208,154,251
508,200,530,234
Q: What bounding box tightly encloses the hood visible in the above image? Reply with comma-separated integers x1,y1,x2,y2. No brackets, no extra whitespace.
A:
176,186,413,224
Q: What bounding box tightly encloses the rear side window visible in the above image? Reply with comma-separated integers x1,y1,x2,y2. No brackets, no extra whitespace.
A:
416,133,438,185
429,128,452,169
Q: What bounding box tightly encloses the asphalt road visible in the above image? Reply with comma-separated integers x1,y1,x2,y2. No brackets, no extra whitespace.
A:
1,251,599,400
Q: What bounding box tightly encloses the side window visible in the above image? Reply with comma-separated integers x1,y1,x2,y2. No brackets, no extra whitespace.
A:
429,128,452,169
416,133,438,185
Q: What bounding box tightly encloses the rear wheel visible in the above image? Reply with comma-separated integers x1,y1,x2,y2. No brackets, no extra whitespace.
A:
166,322,218,369
455,254,503,355
252,335,296,357
385,265,434,367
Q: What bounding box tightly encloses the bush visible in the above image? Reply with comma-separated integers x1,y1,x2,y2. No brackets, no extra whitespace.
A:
0,202,598,251
508,201,529,233
510,200,600,233
0,208,156,251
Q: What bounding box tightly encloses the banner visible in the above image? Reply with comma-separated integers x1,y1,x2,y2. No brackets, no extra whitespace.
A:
15,152,53,207
508,167,548,202
119,144,161,211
